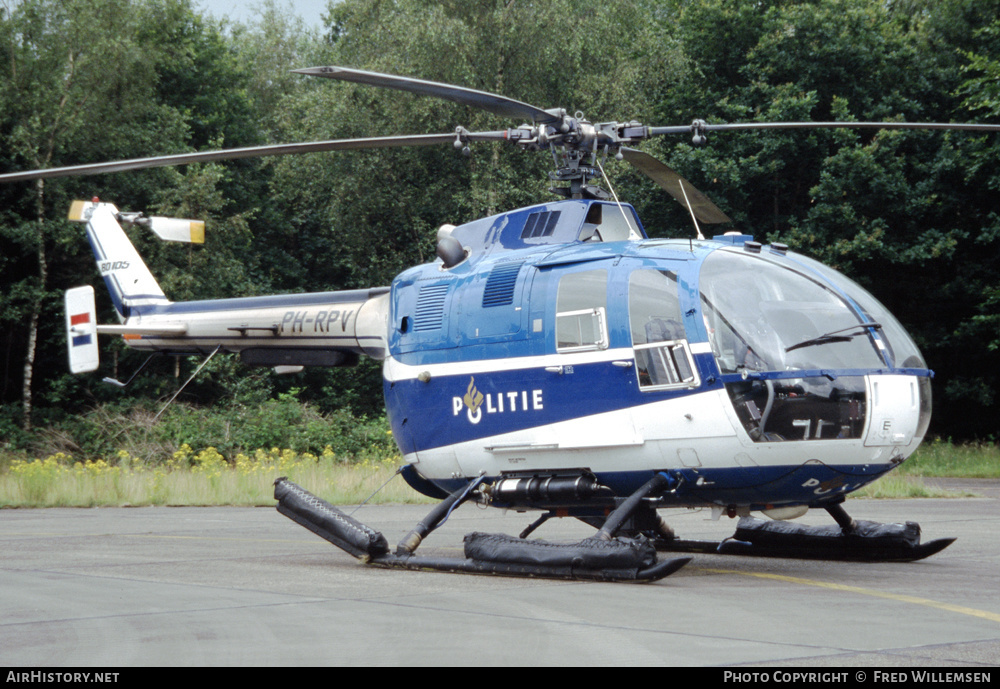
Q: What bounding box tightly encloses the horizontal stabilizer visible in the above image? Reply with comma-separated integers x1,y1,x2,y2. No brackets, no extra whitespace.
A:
96,323,188,337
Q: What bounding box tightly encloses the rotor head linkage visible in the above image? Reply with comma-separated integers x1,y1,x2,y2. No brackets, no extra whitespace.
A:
690,119,708,146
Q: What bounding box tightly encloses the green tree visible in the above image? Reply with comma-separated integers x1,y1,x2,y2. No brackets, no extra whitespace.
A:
0,0,266,428
0,0,189,428
268,0,665,288
641,0,1000,439
5,0,998,443
230,0,675,415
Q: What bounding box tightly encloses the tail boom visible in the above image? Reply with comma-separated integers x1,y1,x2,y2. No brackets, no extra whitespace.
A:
115,288,390,363
67,199,391,370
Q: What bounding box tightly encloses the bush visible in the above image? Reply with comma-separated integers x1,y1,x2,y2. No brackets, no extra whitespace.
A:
0,405,31,452
24,393,399,466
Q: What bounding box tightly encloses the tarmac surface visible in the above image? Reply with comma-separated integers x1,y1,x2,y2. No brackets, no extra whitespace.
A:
2,479,998,667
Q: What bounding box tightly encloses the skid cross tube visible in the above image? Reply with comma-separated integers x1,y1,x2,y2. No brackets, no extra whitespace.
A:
596,473,671,541
396,476,487,556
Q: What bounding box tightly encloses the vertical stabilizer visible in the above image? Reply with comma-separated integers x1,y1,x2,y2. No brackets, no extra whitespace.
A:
68,200,170,321
64,286,99,373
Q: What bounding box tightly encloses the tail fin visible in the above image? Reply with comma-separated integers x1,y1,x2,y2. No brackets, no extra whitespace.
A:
68,199,171,321
64,286,100,373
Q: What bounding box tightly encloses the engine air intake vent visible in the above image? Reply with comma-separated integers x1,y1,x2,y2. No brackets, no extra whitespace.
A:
520,211,561,239
482,262,523,307
413,284,449,331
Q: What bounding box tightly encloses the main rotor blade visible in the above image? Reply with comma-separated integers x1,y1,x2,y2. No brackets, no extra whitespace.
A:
649,121,1000,137
0,133,464,183
620,147,731,225
295,66,561,126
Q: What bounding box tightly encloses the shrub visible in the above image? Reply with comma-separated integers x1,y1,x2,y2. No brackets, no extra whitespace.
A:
24,395,399,466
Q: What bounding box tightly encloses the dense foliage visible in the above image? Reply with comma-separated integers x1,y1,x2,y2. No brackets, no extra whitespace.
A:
1,0,998,455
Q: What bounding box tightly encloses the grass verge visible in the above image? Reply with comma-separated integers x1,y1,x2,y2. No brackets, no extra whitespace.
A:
895,438,1000,479
847,439,1000,499
1,439,996,508
850,473,955,499
0,446,431,508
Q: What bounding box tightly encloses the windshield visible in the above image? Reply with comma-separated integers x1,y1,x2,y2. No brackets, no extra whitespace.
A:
786,253,926,369
698,249,887,374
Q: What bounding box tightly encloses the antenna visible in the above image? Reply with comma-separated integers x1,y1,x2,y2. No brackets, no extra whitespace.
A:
678,179,705,240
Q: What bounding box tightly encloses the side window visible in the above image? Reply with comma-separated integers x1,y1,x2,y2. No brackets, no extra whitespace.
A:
629,269,699,389
556,269,608,352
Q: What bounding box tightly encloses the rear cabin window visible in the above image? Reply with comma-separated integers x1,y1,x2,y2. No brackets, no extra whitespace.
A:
556,269,608,352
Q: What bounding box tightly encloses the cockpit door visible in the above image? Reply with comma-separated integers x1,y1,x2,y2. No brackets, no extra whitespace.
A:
627,268,700,391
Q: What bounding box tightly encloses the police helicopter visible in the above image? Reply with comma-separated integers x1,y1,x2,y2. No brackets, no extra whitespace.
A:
4,66,999,582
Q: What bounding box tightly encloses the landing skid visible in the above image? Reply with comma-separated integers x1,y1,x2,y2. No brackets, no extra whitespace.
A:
274,475,691,583
368,544,690,582
658,510,956,563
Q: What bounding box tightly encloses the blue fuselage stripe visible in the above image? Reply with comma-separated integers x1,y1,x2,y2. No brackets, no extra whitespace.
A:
385,355,706,454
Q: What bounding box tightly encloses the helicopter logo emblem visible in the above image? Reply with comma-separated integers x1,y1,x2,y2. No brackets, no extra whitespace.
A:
460,377,485,424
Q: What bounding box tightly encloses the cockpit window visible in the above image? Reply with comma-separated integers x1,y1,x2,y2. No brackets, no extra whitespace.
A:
699,250,886,374
786,253,926,369
698,249,886,443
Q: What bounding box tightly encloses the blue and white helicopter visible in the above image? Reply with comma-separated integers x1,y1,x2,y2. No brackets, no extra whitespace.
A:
6,67,997,582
